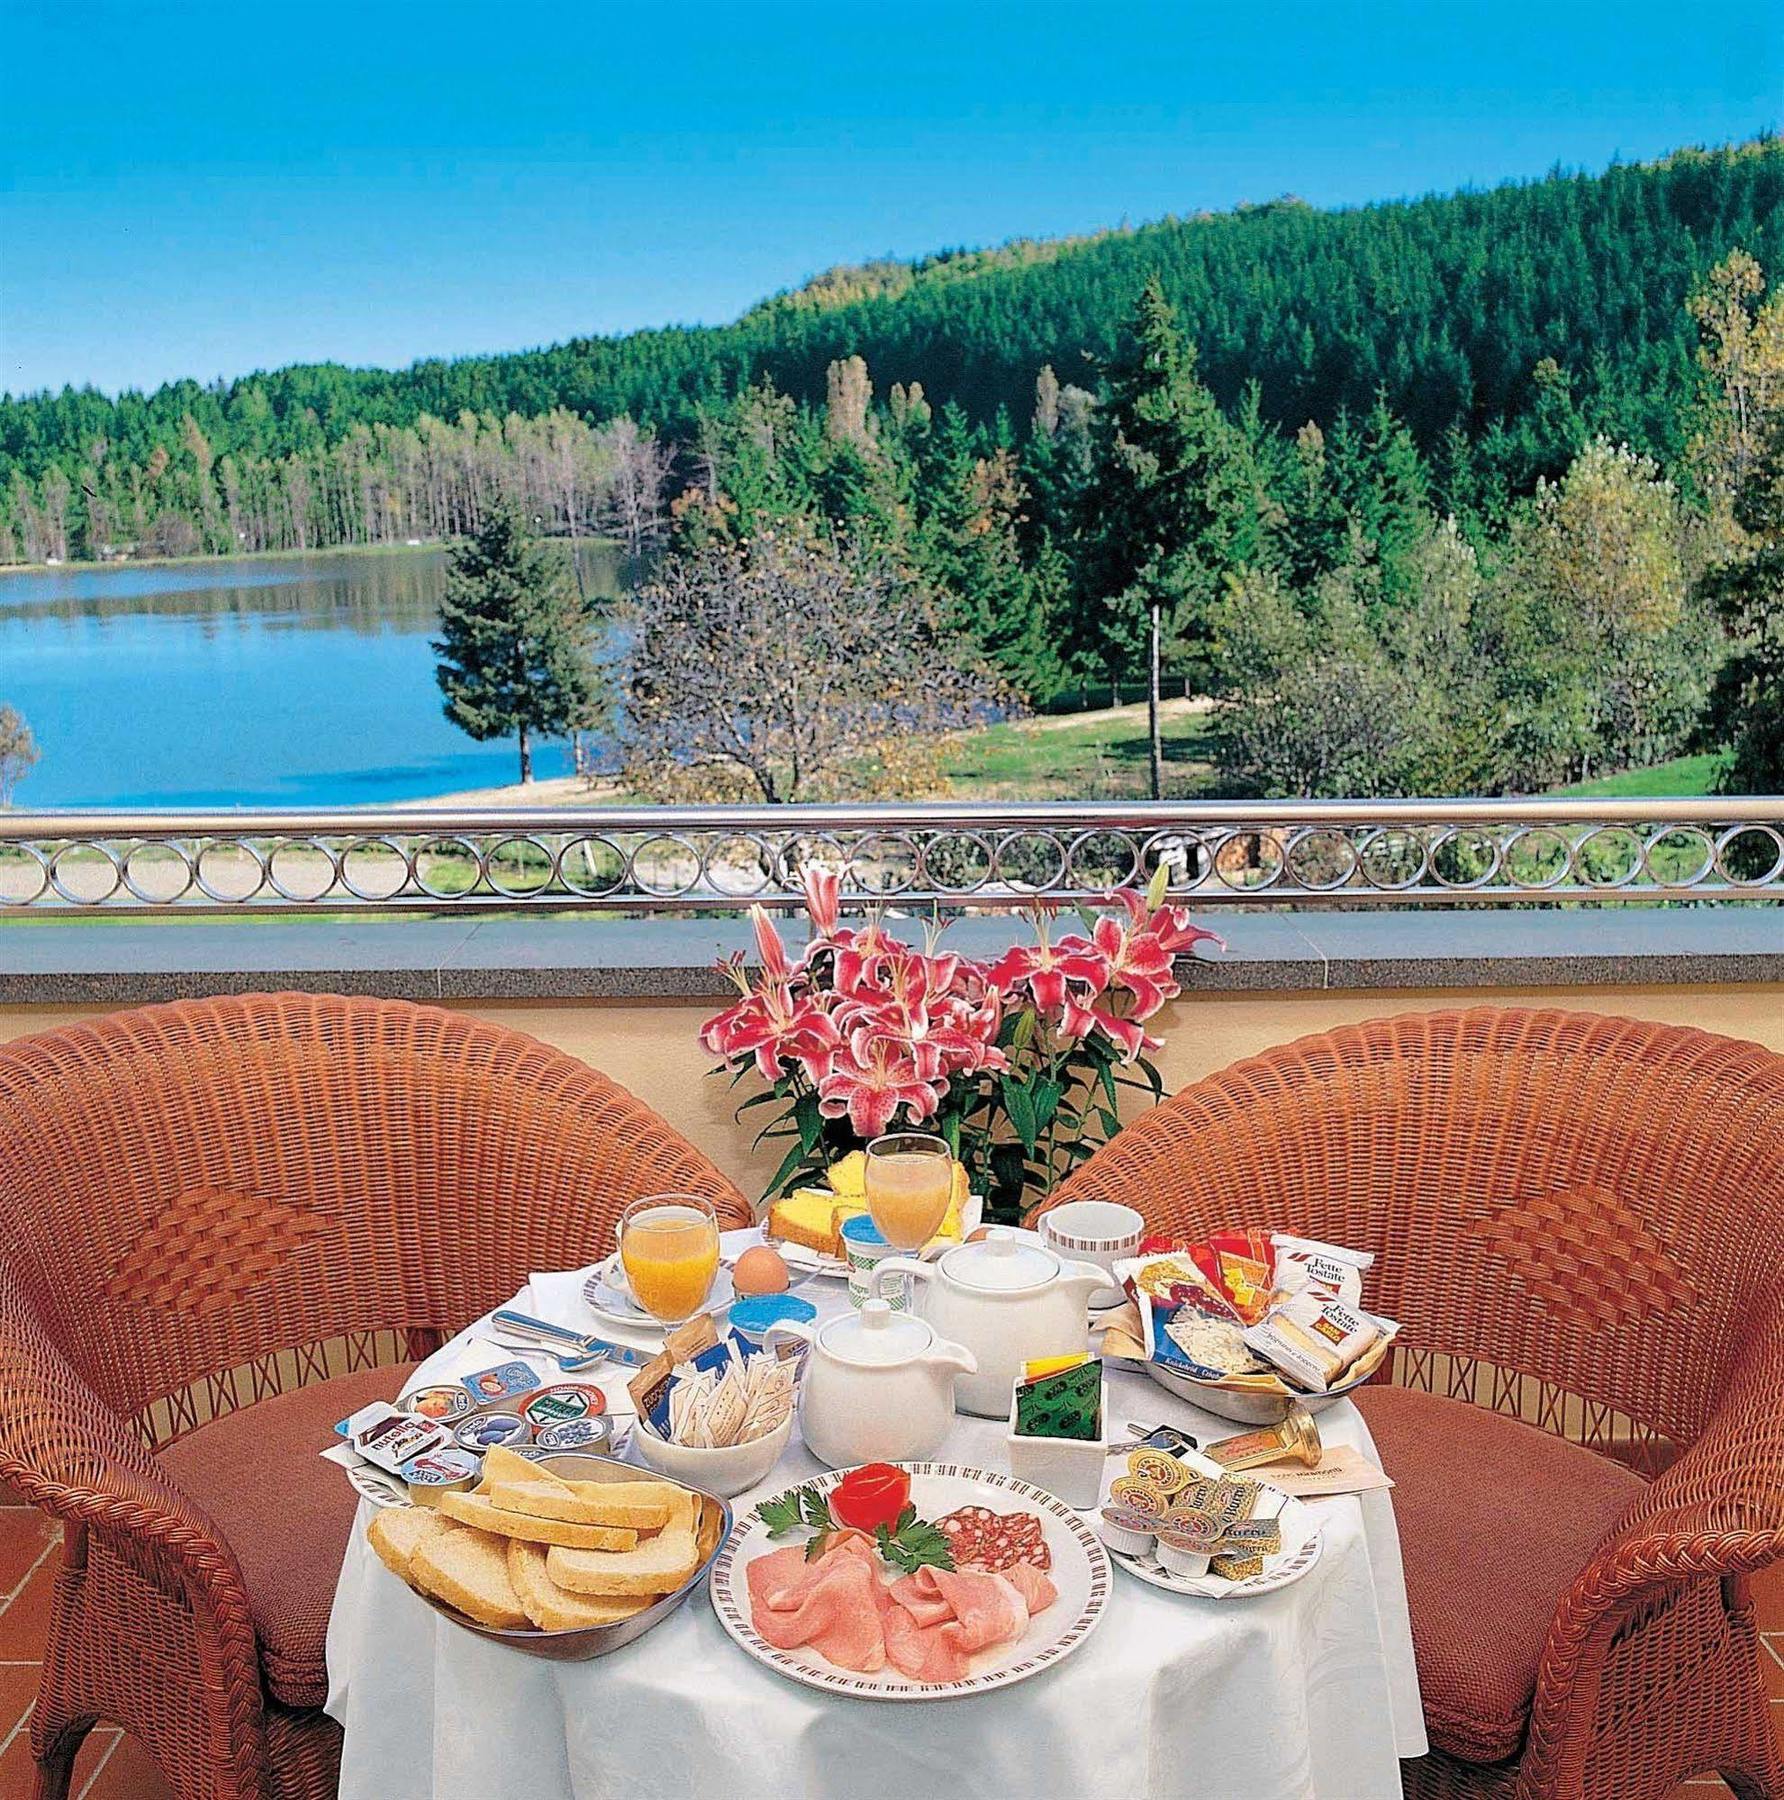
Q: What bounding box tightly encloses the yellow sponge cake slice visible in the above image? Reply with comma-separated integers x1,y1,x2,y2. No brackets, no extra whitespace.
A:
766,1187,857,1257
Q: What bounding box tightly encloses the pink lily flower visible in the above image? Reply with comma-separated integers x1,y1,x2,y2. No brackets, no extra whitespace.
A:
987,917,1111,1011
817,1027,945,1137
699,937,840,1084
800,863,841,938
1057,994,1161,1064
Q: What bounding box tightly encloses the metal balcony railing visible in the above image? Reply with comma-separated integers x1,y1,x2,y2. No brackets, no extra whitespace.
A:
0,798,1779,918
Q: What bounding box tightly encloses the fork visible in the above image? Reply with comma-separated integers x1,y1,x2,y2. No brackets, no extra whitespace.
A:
487,1310,644,1370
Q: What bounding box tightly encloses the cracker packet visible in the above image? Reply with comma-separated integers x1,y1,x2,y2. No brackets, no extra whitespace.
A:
1269,1234,1375,1307
1243,1291,1399,1393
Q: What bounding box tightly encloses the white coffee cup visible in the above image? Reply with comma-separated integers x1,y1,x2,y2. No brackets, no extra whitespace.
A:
1039,1200,1146,1307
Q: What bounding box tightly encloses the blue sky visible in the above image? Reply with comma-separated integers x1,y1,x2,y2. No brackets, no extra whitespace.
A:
3,0,1778,398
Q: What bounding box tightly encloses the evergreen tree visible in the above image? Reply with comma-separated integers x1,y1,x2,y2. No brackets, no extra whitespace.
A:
921,405,1059,699
1082,275,1250,794
1347,396,1434,615
433,502,603,783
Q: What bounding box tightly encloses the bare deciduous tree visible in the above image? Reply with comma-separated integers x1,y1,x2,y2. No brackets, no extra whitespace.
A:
617,530,1000,803
600,418,674,560
0,705,40,805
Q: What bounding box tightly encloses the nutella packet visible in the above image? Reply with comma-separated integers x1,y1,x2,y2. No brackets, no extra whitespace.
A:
1269,1234,1374,1307
333,1401,453,1476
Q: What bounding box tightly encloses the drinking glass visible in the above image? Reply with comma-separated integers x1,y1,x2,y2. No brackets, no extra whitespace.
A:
618,1193,721,1325
864,1132,954,1252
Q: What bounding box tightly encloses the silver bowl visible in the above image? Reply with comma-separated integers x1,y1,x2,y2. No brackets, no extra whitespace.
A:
418,1451,732,1661
1143,1360,1376,1426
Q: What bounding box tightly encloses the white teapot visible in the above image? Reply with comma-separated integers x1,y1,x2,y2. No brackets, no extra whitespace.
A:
870,1229,1106,1417
762,1300,976,1469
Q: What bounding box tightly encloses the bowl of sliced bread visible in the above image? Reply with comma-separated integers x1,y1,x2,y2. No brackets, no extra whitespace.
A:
366,1446,731,1659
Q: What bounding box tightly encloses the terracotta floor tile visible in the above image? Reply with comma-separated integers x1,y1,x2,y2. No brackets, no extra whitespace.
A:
1751,1561,1784,1628
0,1660,40,1745
0,1721,114,1798
0,1509,57,1601
78,1730,175,1800
0,1555,59,1663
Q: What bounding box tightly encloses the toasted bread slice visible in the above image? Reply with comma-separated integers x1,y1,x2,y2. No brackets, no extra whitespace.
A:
478,1445,548,1490
546,1488,702,1597
408,1521,530,1629
367,1504,449,1581
485,1477,673,1530
438,1491,638,1550
506,1539,654,1631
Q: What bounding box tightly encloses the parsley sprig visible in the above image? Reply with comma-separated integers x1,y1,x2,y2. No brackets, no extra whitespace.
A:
756,1485,955,1574
873,1503,953,1575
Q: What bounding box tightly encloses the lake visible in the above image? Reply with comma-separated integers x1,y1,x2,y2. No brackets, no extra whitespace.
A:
0,547,622,808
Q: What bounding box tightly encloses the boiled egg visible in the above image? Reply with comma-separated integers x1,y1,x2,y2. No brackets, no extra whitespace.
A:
732,1244,791,1297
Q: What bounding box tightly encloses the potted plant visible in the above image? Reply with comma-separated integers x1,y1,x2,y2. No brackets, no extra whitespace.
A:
698,866,1219,1219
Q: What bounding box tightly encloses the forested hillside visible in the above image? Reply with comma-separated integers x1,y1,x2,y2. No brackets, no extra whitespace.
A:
3,140,1782,564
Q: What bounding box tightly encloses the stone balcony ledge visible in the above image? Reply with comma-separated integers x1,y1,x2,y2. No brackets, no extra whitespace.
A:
0,907,1777,1007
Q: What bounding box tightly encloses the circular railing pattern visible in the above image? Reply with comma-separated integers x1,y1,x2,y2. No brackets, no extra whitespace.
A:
0,806,1778,915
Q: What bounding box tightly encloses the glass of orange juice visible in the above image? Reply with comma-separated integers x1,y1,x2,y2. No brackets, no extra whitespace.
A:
865,1132,954,1252
618,1193,721,1326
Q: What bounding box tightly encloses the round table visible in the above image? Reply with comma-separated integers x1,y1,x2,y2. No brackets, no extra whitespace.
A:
325,1234,1426,1800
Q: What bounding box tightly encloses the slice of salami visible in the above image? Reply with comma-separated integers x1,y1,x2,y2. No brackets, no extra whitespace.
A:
943,1507,1051,1573
933,1504,995,1563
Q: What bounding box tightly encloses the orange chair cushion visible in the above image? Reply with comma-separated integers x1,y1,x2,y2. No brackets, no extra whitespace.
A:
1353,1384,1646,1765
156,1363,415,1708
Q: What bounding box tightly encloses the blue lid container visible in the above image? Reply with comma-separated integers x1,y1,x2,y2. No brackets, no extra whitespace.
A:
839,1213,888,1248
728,1292,818,1343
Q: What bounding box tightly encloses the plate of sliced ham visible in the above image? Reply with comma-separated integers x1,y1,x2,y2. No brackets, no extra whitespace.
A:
709,1463,1110,1700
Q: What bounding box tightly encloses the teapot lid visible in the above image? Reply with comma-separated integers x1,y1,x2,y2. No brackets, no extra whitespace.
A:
938,1227,1058,1293
817,1298,936,1367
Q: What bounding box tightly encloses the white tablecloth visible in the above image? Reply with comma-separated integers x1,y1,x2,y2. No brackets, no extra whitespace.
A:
325,1232,1425,1800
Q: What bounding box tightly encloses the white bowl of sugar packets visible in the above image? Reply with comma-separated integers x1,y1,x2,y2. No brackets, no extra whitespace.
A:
631,1411,794,1498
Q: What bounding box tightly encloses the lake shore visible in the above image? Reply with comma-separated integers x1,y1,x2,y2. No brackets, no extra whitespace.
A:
0,535,619,580
376,696,1220,812
0,539,453,579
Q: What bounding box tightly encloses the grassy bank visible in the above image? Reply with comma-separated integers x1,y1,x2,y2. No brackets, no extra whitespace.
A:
939,698,1219,800
1553,753,1729,799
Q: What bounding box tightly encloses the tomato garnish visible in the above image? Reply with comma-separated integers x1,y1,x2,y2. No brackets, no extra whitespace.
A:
828,1462,911,1533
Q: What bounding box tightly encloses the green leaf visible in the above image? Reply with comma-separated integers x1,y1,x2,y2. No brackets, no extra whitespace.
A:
1100,1061,1121,1115
794,1088,824,1154
1098,1106,1122,1137
875,1513,956,1575
1032,1073,1063,1134
757,1489,806,1535
764,1136,815,1199
734,1090,787,1113
1001,1074,1039,1152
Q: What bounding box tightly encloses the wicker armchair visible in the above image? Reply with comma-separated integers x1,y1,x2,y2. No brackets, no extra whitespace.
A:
1043,1005,1784,1800
0,993,753,1800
